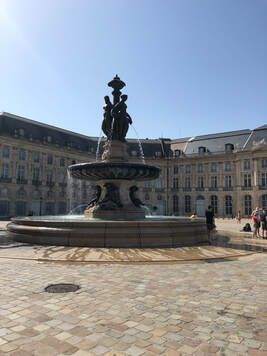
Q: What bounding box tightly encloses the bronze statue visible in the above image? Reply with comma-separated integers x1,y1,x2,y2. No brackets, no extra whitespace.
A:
99,182,123,209
86,185,102,209
101,96,113,139
129,186,144,208
111,94,132,142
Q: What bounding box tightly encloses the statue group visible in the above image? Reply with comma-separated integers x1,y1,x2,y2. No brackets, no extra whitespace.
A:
101,93,132,142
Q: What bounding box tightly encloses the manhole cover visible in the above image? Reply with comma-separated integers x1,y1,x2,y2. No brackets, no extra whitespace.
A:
44,283,80,293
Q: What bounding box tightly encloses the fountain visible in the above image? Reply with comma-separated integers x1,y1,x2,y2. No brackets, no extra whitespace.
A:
7,76,208,247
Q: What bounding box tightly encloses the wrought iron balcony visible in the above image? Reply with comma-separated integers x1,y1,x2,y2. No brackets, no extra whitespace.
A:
223,187,233,191
46,181,55,187
241,186,252,190
259,185,267,190
183,187,192,192
209,187,218,191
143,187,152,192
155,188,165,193
171,187,179,192
196,187,204,191
32,180,42,186
16,178,28,184
0,177,12,183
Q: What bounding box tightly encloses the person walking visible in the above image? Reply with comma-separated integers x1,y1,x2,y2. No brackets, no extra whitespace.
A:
236,210,241,224
205,205,215,242
260,209,267,239
252,213,260,238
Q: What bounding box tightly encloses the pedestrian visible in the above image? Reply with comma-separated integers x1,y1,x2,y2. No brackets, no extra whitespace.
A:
252,213,260,238
236,210,241,224
260,209,267,239
205,205,215,241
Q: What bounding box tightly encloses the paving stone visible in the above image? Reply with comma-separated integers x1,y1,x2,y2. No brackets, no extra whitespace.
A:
0,249,266,355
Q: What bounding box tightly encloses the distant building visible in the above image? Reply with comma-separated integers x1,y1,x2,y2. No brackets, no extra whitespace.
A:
0,112,266,218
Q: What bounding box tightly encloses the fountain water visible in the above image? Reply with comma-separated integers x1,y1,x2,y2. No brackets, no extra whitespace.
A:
7,76,207,247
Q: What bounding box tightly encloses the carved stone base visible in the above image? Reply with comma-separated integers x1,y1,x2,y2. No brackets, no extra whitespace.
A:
84,180,145,220
85,207,145,220
102,140,129,162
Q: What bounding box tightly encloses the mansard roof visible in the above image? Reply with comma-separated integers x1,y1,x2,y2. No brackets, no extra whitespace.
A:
0,112,171,158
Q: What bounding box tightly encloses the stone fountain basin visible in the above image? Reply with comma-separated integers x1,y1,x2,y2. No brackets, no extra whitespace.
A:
68,162,160,181
7,215,208,248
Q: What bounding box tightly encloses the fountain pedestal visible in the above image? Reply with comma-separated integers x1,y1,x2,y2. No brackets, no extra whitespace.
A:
7,76,209,248
84,180,146,220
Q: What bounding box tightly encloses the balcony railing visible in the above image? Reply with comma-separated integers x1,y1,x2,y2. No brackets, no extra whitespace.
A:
241,186,252,190
155,188,165,193
46,181,55,187
223,187,233,191
143,187,152,192
0,177,12,183
32,180,42,186
16,178,28,184
209,187,218,191
183,187,192,192
259,185,267,190
171,187,179,192
196,187,204,191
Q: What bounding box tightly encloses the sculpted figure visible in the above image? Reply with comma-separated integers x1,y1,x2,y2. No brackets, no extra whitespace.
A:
129,186,144,208
101,96,113,139
99,182,123,209
111,94,132,142
86,185,101,209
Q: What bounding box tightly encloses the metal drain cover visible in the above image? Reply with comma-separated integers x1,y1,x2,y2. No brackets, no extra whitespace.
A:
44,283,80,293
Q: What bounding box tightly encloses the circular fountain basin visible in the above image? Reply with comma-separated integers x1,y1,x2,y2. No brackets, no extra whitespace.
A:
7,215,208,248
69,162,160,181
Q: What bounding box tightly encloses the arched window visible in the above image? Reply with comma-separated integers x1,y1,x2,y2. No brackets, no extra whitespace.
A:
19,149,26,160
244,195,252,216
2,163,9,178
2,146,10,158
262,195,267,209
210,195,218,214
0,187,8,198
0,201,9,216
173,177,179,189
225,195,232,215
144,193,150,201
185,195,191,213
173,195,179,213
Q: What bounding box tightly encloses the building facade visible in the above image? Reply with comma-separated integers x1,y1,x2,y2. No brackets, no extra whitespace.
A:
0,112,266,218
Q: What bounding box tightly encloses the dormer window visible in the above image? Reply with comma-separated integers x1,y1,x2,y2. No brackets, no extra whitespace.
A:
131,150,137,156
155,151,162,157
225,143,234,152
174,149,181,157
47,136,52,143
19,128,24,137
198,146,206,154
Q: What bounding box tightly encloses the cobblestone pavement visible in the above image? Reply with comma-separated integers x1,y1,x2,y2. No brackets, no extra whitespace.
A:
0,253,266,355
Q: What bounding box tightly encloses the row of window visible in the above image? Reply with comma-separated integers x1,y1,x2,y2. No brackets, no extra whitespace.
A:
172,173,267,189
1,147,73,166
172,195,267,215
173,159,267,175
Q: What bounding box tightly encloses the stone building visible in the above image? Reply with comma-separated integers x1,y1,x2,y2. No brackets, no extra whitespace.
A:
0,112,266,218
169,126,267,217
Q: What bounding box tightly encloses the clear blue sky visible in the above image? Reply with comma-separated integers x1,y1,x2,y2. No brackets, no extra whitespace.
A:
0,0,266,139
